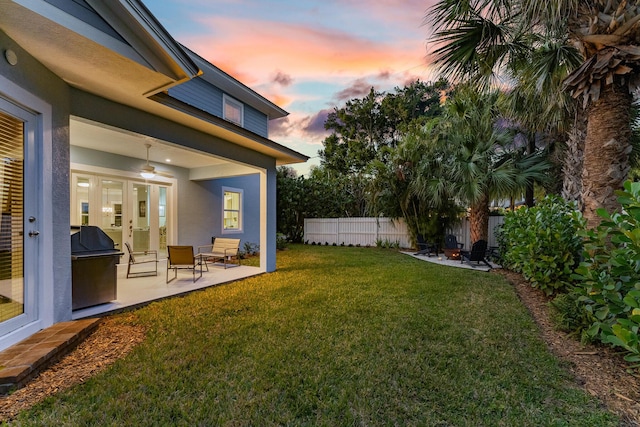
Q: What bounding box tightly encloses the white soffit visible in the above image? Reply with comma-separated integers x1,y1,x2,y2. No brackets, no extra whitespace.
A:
0,0,192,101
71,118,230,170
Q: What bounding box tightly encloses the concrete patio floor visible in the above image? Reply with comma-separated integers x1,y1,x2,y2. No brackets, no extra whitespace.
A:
72,260,263,320
402,251,500,272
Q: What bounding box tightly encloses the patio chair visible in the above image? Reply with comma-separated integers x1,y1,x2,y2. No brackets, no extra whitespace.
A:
460,239,491,268
197,237,241,270
124,242,158,278
413,234,438,256
444,234,464,250
166,245,203,283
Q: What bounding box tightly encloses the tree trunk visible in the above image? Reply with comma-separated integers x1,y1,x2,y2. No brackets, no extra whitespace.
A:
562,109,586,208
581,83,632,228
525,135,535,207
469,193,489,243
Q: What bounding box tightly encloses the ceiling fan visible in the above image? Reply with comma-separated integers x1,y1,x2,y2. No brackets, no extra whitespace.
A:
139,143,173,179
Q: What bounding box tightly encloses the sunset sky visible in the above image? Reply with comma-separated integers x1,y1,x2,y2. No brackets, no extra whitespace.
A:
146,0,440,174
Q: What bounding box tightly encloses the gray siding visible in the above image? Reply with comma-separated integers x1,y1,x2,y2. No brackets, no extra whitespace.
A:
168,79,223,118
244,105,268,138
0,29,73,323
201,175,261,249
168,78,269,138
43,0,126,42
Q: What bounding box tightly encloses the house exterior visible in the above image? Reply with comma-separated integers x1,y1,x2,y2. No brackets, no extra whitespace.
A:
0,0,307,351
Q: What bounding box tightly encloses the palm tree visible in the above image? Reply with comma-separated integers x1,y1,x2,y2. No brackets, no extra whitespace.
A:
367,119,462,247
502,40,584,203
413,87,551,242
426,0,640,227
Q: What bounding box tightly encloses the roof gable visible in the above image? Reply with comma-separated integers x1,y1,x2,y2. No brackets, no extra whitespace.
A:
43,0,125,42
0,0,199,98
182,46,288,120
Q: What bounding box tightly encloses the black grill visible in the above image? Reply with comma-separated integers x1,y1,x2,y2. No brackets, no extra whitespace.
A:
71,225,119,256
71,226,123,310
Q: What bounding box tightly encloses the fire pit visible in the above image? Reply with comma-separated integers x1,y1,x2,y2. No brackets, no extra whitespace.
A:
443,248,461,260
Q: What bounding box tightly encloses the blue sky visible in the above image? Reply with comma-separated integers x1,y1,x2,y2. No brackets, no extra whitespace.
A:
145,0,440,174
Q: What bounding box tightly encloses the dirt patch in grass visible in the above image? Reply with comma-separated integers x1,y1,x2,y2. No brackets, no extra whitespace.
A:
1,270,639,424
0,315,145,421
496,269,640,426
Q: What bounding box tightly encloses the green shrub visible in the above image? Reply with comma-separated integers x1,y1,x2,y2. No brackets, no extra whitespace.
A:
549,289,596,342
375,238,399,249
242,242,259,257
496,195,585,295
573,181,640,368
276,233,288,250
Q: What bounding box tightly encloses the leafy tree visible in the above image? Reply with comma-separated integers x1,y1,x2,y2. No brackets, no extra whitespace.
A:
276,166,306,243
276,166,370,242
305,166,370,217
319,80,450,174
426,0,640,227
320,88,380,174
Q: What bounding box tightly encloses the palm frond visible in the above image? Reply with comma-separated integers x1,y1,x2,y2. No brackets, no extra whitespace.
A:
439,22,514,80
518,0,577,33
529,42,582,93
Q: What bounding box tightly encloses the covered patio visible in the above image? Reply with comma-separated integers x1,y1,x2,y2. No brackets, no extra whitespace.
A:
72,261,262,320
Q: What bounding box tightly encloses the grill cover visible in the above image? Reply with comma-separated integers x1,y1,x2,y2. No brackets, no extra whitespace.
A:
70,226,122,310
71,225,119,258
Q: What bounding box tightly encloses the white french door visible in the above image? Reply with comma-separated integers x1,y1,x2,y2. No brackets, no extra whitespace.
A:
72,173,171,257
130,182,153,253
128,182,170,258
100,179,125,251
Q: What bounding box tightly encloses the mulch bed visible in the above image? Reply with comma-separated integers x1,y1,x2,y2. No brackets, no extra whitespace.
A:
496,269,640,426
0,270,639,424
0,315,145,421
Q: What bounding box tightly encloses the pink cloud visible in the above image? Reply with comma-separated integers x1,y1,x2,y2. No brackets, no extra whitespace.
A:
272,71,294,86
333,78,376,102
268,116,293,138
269,109,331,140
182,16,428,84
302,109,332,135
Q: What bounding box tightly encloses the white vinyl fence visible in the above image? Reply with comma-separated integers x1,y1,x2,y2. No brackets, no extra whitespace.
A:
304,216,505,249
304,218,411,248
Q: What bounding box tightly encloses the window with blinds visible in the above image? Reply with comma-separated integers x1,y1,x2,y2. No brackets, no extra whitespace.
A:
223,94,243,126
0,110,24,323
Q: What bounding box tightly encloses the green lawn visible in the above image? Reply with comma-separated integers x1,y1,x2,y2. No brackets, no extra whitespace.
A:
14,245,617,426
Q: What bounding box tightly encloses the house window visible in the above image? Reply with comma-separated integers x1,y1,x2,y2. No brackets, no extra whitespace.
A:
223,95,243,126
223,188,242,232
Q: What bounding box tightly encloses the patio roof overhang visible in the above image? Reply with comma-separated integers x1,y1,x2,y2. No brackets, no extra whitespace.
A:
0,0,308,171
0,0,199,100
